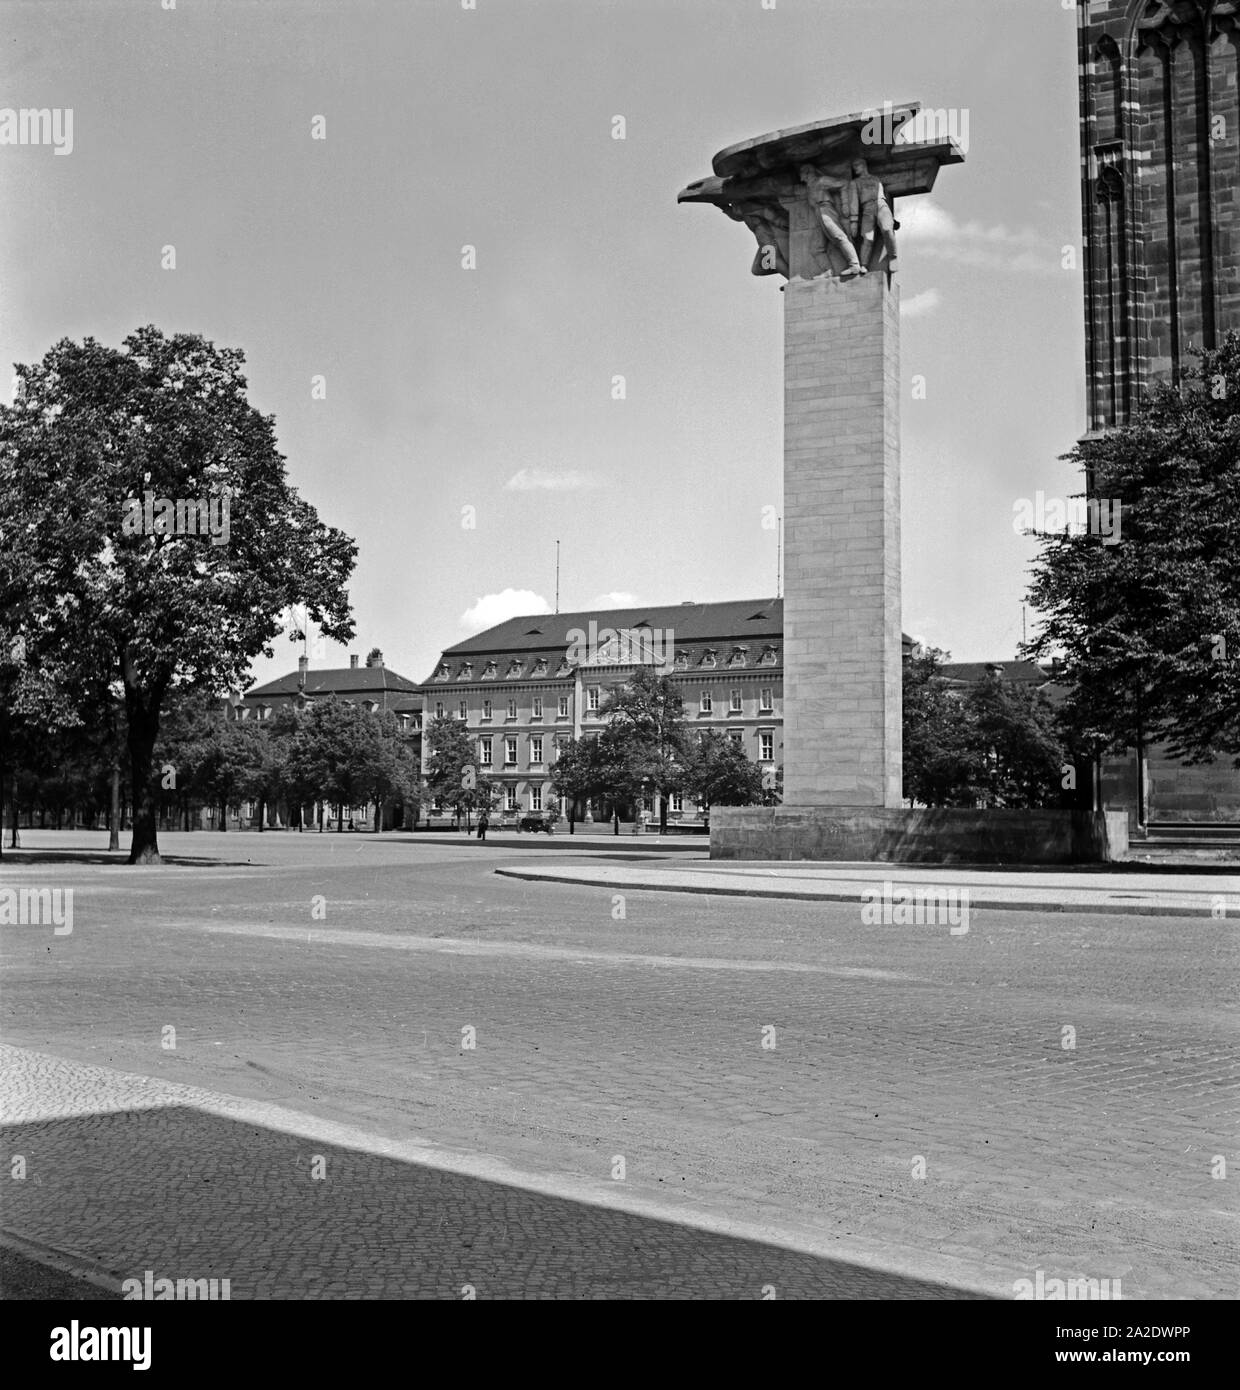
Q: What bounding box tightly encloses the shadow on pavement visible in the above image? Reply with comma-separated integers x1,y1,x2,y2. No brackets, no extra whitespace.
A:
3,1107,991,1300
0,849,258,868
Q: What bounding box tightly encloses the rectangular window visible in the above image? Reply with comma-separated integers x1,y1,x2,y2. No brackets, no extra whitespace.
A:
530,786,542,812
670,791,683,813
482,699,492,720
729,729,744,746
458,700,468,720
504,785,518,811
760,731,774,761
504,736,518,766
435,701,445,719
729,689,743,712
507,698,518,719
700,690,713,714
587,686,600,712
759,687,773,712
532,696,543,719
530,736,543,764
479,738,493,766
558,694,570,718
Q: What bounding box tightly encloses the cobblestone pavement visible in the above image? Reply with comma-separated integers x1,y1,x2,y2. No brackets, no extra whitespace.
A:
1,831,1236,1299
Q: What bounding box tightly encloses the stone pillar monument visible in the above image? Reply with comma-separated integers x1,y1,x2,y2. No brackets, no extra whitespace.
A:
680,106,960,847
681,106,1123,863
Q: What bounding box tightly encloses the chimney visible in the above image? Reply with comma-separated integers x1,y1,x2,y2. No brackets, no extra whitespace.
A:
350,654,359,669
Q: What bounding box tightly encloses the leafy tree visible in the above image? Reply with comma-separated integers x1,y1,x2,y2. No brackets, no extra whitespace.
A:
423,714,475,825
597,666,689,832
286,699,382,829
685,730,765,811
549,735,615,831
902,648,979,807
901,649,1068,809
0,327,356,863
967,671,1067,810
1024,333,1240,768
359,710,421,830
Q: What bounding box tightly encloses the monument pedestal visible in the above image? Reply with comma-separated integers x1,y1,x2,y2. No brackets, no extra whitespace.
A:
710,806,1130,865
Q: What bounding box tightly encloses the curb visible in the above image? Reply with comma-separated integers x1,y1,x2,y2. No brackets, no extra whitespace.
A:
493,867,1221,918
0,1228,125,1295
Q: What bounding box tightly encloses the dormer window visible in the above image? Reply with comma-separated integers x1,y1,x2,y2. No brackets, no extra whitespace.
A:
457,662,473,680
505,659,524,679
434,661,451,682
700,648,717,668
482,660,498,679
759,645,778,666
555,656,572,677
674,649,690,670
728,646,748,667
532,657,548,676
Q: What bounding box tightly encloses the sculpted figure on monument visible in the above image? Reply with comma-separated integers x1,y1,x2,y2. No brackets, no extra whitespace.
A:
728,199,791,278
846,158,899,272
798,164,866,279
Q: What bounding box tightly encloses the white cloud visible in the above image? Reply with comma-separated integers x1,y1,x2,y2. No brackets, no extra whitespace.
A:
900,288,942,319
899,199,1059,274
504,467,598,492
458,588,552,634
589,591,641,609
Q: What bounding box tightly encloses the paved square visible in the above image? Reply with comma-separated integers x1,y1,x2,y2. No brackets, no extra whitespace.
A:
1,832,1236,1298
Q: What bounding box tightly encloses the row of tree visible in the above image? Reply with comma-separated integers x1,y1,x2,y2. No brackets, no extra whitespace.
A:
0,691,422,841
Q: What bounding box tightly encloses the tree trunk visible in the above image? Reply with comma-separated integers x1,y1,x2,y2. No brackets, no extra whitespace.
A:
108,716,122,851
125,694,162,864
219,799,228,830
257,797,266,832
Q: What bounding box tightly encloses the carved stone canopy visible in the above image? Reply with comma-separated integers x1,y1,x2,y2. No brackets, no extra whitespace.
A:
678,102,965,282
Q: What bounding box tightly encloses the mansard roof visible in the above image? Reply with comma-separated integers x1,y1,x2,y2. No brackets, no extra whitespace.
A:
423,597,923,685
245,666,421,699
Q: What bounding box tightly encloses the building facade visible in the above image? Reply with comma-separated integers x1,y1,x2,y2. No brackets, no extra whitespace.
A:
420,600,789,825
237,649,422,830
240,649,422,727
1078,0,1240,826
1079,0,1240,432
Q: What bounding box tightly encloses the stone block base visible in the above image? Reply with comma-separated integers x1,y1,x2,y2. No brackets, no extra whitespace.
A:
710,806,1129,865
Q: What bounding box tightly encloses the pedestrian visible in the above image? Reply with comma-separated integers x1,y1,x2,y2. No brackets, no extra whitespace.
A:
477,809,489,841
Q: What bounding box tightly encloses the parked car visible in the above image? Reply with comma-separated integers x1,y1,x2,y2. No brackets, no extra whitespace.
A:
518,813,555,834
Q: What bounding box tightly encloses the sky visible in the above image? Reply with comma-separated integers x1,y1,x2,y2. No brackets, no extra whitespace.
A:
1,0,1088,688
